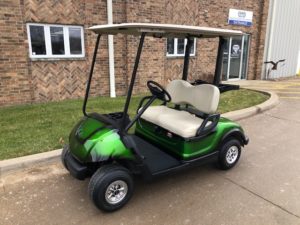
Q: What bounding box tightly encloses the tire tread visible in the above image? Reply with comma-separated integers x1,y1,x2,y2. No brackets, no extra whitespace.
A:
218,138,241,170
88,164,133,212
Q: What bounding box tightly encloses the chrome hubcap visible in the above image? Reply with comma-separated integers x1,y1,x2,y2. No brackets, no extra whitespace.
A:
105,180,128,205
226,146,239,164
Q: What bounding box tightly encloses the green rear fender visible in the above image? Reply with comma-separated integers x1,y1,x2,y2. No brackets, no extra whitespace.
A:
69,117,134,163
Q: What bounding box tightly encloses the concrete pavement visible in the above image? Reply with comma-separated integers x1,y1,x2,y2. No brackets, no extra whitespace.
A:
1,78,300,225
227,76,300,99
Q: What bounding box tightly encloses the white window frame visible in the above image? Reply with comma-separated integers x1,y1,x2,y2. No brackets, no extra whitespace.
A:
26,23,85,59
166,38,196,57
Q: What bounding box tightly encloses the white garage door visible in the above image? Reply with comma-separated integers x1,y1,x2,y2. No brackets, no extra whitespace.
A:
263,0,300,79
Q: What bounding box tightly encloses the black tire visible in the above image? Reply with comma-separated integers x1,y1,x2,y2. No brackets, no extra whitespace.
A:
61,145,70,170
88,164,134,212
218,138,241,170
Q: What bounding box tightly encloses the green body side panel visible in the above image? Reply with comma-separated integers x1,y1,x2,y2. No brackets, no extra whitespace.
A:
69,117,134,162
135,117,243,160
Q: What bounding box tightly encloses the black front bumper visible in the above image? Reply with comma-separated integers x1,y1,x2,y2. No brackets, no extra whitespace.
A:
65,152,89,180
244,135,249,145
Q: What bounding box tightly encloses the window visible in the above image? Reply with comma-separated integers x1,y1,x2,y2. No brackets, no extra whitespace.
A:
167,38,196,57
27,23,85,59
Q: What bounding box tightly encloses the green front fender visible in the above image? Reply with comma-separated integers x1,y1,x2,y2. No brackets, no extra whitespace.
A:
69,116,134,163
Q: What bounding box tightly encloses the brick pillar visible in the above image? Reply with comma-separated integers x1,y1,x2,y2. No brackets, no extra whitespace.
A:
253,0,270,79
0,0,33,106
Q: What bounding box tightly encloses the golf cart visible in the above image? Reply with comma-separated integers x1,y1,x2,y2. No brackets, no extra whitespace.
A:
62,23,249,212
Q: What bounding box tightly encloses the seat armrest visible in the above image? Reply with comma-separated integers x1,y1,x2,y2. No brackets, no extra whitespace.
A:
196,114,220,136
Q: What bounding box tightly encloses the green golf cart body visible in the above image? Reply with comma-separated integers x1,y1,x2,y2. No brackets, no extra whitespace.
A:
62,23,249,212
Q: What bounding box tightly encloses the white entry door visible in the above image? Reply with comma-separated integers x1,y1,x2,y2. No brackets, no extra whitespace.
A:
222,34,250,80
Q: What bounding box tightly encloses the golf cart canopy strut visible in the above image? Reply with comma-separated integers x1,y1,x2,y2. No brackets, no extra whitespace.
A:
121,32,146,132
82,23,243,132
182,37,193,81
213,37,226,86
83,34,101,116
89,23,243,38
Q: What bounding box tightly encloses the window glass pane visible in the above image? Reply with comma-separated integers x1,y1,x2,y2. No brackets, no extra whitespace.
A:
50,27,65,55
177,38,185,54
69,27,82,55
29,25,46,55
190,38,195,54
167,38,174,55
229,36,242,79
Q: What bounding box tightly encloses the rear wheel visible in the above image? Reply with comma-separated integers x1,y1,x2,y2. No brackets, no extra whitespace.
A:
218,139,241,170
88,164,134,212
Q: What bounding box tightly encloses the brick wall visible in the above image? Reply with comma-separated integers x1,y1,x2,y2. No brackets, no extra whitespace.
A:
0,0,269,106
123,0,270,93
124,0,166,93
164,0,270,82
23,0,106,102
0,0,32,105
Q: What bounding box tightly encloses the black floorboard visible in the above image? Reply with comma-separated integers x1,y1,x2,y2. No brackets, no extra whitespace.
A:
132,136,181,173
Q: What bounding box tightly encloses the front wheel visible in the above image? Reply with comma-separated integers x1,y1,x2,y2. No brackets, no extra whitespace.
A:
218,139,241,170
88,165,134,212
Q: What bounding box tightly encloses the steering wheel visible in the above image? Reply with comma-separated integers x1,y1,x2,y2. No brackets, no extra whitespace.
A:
147,80,171,102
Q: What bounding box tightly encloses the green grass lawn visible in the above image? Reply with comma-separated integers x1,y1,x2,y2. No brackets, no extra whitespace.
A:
0,89,268,160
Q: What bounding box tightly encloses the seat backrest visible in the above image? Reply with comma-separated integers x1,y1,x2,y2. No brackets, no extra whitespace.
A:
166,80,220,114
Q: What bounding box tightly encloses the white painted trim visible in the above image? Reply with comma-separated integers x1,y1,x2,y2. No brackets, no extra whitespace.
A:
107,0,113,24
107,0,116,98
239,35,245,79
227,78,241,81
227,37,232,80
174,38,178,55
26,23,85,59
79,27,86,57
44,26,52,56
244,34,251,80
262,0,277,79
166,38,196,57
108,35,116,98
64,26,71,55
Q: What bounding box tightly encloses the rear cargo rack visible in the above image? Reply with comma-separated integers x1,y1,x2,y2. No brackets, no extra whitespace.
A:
191,79,240,93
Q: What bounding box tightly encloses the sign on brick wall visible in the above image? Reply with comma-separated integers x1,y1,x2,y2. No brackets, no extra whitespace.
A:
228,9,253,27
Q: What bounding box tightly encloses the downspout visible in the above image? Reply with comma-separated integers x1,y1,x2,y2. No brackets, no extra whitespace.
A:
107,0,116,97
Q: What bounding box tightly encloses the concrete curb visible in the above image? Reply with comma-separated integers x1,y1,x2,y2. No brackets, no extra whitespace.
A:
0,90,279,176
0,149,62,177
222,90,279,121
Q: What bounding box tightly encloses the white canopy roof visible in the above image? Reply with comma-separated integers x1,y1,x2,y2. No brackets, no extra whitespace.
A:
89,23,243,38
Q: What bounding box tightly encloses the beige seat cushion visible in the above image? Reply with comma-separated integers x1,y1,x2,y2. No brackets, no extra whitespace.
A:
141,105,210,138
140,80,219,138
166,80,220,114
141,105,169,126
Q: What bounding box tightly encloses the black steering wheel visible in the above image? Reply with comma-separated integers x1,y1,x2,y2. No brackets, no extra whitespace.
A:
147,80,171,102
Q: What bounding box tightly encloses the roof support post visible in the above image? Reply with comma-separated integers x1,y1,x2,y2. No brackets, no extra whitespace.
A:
182,37,193,81
82,34,101,116
121,32,146,132
213,37,225,86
